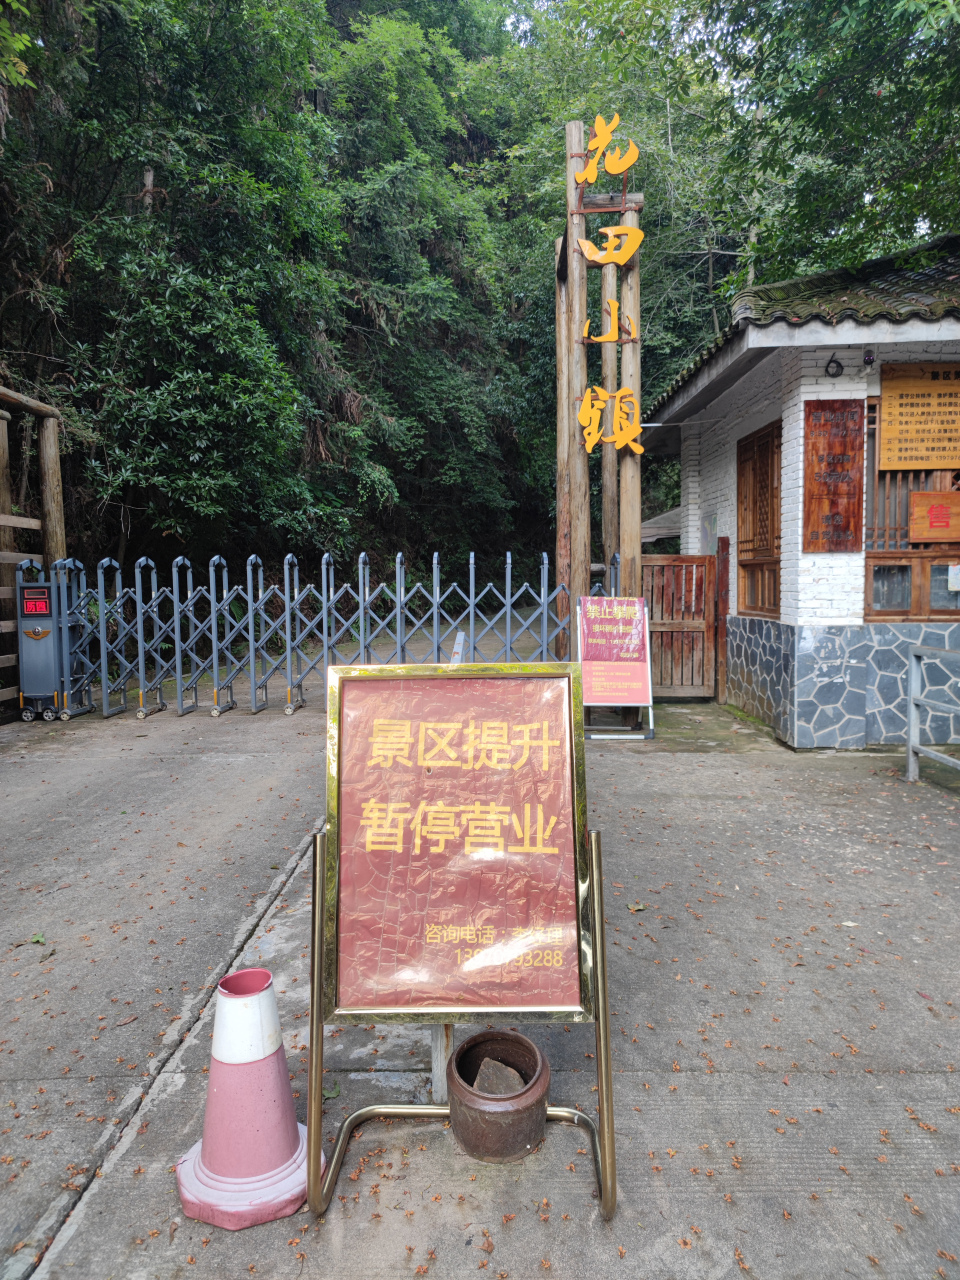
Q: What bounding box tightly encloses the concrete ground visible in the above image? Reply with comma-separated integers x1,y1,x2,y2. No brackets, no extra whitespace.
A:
2,699,959,1280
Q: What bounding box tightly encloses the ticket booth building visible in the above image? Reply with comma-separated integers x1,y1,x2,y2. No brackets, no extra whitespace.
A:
644,234,960,748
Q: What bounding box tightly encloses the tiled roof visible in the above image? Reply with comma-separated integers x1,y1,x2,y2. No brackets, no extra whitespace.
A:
650,234,960,414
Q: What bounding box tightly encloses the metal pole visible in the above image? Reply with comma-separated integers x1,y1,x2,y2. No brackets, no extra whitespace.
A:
395,553,404,663
357,553,368,665
468,553,476,661
284,554,297,715
308,831,326,1214
588,829,617,1221
906,648,921,782
321,553,331,705
247,555,263,712
540,552,549,661
432,553,440,663
505,552,512,662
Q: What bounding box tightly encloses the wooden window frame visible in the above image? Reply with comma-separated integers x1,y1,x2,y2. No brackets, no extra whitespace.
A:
737,421,782,619
864,396,960,621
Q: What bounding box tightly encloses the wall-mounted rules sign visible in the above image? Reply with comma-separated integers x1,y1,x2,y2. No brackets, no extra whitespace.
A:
334,670,584,1013
577,596,652,707
802,399,864,552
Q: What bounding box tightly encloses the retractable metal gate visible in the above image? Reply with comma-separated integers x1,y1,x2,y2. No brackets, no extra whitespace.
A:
11,550,594,719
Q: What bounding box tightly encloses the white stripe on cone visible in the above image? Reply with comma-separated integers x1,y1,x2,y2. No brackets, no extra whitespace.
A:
211,968,282,1063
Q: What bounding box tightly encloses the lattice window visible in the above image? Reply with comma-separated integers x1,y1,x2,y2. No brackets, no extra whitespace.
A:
865,396,960,617
737,422,781,618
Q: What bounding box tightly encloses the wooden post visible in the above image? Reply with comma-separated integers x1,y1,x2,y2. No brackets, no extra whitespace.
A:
555,236,571,658
565,121,590,609
601,261,619,590
619,207,642,597
38,416,67,565
716,535,730,703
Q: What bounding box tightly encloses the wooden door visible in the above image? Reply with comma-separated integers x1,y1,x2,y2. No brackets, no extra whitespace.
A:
641,555,717,697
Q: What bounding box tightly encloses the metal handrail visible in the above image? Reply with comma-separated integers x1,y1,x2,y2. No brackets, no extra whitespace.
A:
906,645,960,781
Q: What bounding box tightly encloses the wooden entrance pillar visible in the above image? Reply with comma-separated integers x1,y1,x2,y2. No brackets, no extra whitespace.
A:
555,236,571,657
0,387,66,566
619,207,642,596
565,120,591,609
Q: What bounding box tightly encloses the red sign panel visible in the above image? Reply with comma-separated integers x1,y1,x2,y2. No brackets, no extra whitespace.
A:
336,674,580,1011
908,491,960,542
578,596,652,707
21,587,51,617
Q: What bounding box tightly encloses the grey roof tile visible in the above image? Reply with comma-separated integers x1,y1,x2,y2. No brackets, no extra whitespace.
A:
650,234,960,415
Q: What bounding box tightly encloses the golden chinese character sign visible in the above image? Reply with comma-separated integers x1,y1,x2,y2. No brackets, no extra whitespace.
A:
325,665,589,1017
577,597,652,708
908,491,960,542
880,364,960,469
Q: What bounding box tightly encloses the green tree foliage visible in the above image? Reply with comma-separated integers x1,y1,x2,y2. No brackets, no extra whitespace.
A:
5,0,954,576
579,0,960,277
0,1,32,87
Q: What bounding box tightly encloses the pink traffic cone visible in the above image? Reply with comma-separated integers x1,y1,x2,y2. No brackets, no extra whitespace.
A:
177,968,318,1229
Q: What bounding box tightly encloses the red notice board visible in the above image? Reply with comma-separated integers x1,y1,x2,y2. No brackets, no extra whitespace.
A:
577,596,652,708
323,664,593,1021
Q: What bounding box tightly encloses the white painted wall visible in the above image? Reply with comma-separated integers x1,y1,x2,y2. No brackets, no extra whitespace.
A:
781,345,867,626
679,350,782,615
679,335,960,624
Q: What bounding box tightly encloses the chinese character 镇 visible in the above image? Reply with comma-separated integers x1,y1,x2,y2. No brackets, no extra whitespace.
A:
367,719,414,768
579,385,642,455
359,800,410,853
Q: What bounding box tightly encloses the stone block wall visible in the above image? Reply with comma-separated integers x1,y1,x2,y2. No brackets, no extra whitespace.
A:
725,617,793,742
726,617,960,748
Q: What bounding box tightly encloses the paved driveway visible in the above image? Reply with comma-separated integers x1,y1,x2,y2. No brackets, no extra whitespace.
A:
2,701,958,1279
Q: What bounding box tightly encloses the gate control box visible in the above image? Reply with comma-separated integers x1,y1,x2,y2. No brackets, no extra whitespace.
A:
17,582,63,721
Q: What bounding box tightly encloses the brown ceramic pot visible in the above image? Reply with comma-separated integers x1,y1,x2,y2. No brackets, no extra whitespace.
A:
447,1029,550,1164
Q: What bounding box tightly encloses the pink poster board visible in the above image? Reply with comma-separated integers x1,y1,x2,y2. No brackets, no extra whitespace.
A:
336,674,581,1011
577,596,652,707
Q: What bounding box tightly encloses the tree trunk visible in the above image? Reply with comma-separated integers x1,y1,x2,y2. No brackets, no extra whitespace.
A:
619,208,642,598
601,261,619,589
555,236,571,658
566,120,590,611
38,415,66,565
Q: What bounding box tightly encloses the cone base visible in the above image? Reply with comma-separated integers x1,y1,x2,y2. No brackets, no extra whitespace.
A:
177,1122,319,1230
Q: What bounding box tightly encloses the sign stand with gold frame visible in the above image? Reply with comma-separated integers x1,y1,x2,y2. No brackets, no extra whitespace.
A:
306,662,616,1221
